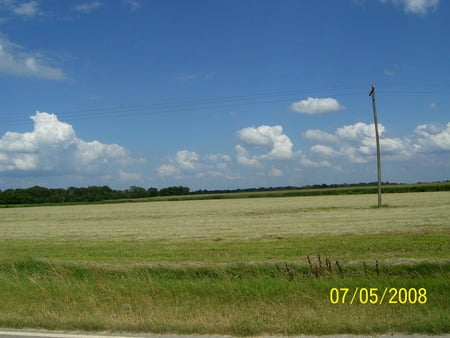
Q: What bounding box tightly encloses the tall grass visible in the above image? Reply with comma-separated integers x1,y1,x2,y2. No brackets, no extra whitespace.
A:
0,258,448,335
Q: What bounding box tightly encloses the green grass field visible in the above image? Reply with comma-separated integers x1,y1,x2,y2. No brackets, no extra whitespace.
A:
0,191,449,335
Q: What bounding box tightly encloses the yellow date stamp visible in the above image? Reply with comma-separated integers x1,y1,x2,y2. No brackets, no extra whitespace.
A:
329,287,427,305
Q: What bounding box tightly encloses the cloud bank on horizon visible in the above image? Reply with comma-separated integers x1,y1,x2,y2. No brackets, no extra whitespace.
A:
1,110,448,189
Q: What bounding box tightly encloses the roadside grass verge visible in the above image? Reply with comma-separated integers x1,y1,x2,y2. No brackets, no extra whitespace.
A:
0,258,448,335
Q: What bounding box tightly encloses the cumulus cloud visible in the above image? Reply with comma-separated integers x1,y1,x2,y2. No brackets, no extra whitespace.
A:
299,155,331,168
414,122,450,152
311,144,340,157
305,122,381,163
158,150,234,178
336,122,394,163
157,164,179,177
328,122,412,163
290,97,343,115
235,144,261,168
380,0,439,15
0,36,65,80
0,112,131,175
336,122,384,141
304,121,450,165
237,125,293,161
175,149,199,170
206,154,231,162
303,129,338,143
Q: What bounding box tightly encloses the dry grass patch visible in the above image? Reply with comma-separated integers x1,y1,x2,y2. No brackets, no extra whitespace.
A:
1,192,449,242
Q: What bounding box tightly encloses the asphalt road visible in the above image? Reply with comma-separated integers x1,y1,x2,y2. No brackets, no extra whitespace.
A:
0,331,226,338
1,330,450,338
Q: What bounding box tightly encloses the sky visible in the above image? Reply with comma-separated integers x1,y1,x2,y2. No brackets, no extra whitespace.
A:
0,0,449,191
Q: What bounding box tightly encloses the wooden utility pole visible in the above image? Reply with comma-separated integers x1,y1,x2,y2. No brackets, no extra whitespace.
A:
369,84,382,207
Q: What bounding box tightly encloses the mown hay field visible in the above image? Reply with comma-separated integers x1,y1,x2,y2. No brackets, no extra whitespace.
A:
1,191,448,241
0,191,449,335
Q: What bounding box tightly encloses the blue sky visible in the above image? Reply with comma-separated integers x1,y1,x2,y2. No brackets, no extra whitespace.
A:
0,0,449,190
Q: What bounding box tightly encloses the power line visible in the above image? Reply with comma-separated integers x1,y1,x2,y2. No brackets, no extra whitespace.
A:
0,83,447,127
0,85,366,126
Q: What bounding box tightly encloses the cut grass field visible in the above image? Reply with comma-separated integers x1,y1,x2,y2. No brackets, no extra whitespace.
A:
0,191,449,335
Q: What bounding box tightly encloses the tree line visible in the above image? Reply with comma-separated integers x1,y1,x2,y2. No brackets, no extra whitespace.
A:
0,185,190,204
1,181,448,205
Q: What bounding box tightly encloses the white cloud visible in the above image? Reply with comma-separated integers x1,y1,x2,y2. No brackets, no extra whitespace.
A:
311,144,340,157
0,0,42,17
336,122,385,141
429,103,438,110
269,167,283,177
237,125,293,160
0,112,132,175
340,145,372,164
175,150,199,170
0,37,66,80
75,139,129,172
235,144,261,168
380,0,439,15
305,122,386,164
414,122,450,151
119,170,141,181
124,0,141,11
304,121,450,166
238,126,272,146
206,154,231,162
290,97,343,115
303,129,338,143
335,122,414,162
299,154,331,168
13,0,40,17
384,69,396,77
74,1,103,14
158,150,235,178
157,164,179,177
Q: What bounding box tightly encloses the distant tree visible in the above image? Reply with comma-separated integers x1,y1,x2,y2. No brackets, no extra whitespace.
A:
27,186,50,203
126,186,147,198
147,187,158,197
159,185,190,196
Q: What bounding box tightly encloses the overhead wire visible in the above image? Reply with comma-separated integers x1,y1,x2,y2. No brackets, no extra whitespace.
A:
0,85,364,127
0,83,448,128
